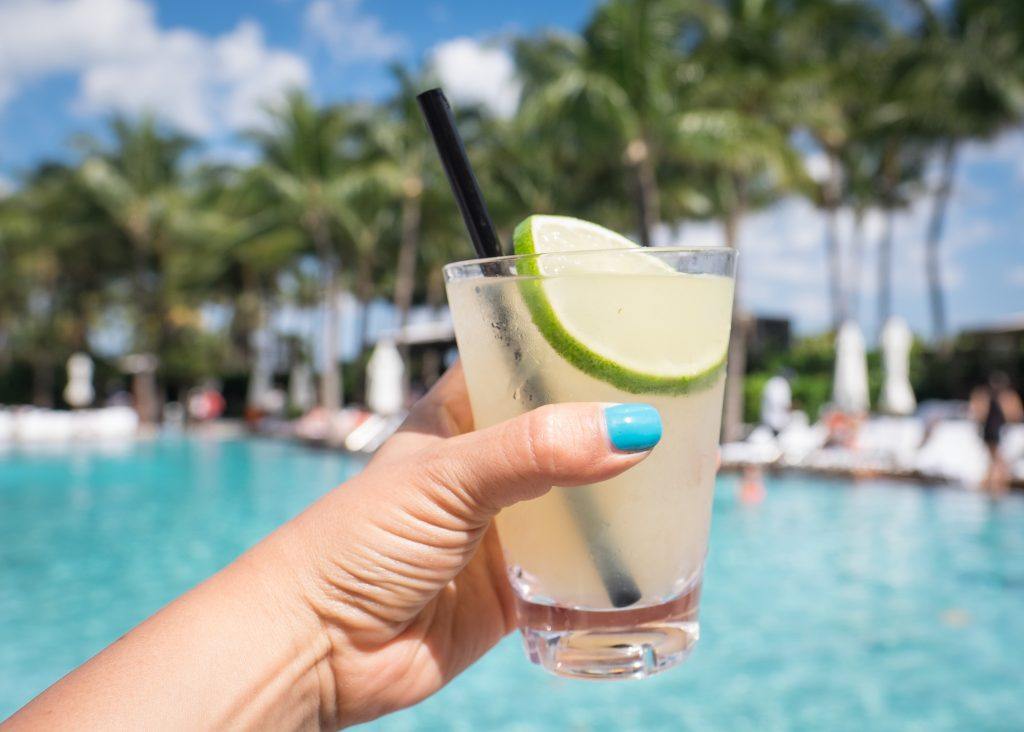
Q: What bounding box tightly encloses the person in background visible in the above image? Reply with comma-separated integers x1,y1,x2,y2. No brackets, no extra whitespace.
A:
971,372,1023,496
761,369,793,436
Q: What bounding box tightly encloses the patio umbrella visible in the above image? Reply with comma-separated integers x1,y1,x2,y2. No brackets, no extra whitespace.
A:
833,320,869,414
63,352,95,408
880,316,916,416
247,330,275,412
366,339,405,416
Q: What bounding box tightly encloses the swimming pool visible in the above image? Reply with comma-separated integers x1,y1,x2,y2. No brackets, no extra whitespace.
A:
2,438,1022,730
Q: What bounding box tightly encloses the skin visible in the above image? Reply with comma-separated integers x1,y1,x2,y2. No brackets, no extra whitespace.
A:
4,364,655,730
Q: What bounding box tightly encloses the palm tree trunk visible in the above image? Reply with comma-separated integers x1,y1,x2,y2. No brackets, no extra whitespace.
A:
420,265,446,388
721,191,747,442
320,255,343,413
354,246,375,353
130,236,159,423
824,153,844,330
876,207,894,339
626,137,661,246
310,219,342,414
245,291,271,412
239,269,263,411
848,207,865,322
925,138,956,341
393,180,423,396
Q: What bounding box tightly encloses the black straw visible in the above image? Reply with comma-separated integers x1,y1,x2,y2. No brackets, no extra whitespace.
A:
416,87,641,608
416,89,503,259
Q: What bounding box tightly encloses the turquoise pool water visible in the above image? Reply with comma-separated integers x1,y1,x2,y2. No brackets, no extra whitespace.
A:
2,438,1023,730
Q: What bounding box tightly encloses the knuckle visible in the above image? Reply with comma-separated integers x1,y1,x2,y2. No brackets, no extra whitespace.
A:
419,445,493,520
523,405,561,476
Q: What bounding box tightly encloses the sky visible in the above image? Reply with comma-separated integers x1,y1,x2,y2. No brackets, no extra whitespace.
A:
0,0,1021,342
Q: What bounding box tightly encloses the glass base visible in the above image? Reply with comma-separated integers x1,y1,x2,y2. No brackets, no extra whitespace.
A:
514,581,702,680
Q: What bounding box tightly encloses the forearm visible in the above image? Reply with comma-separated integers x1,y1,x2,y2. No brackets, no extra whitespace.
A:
5,529,333,731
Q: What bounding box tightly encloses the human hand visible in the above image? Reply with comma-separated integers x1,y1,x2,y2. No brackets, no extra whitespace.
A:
281,363,660,726
5,363,661,731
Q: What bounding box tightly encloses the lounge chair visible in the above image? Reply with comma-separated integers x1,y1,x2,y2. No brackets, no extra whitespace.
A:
914,420,989,488
720,425,781,468
776,412,828,465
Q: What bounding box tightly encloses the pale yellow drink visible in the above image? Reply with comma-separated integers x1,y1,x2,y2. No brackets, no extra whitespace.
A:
447,273,731,607
444,222,735,679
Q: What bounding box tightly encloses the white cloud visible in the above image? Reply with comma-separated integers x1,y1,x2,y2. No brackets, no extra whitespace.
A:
216,23,311,131
663,191,978,335
0,0,309,136
303,0,406,64
430,37,521,119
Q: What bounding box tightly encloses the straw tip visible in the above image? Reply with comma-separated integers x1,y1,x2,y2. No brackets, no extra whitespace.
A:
609,586,642,608
416,87,445,102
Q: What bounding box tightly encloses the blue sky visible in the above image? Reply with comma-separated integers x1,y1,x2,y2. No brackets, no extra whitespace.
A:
0,0,1021,340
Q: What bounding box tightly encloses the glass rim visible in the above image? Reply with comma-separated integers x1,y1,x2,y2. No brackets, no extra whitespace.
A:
443,245,736,279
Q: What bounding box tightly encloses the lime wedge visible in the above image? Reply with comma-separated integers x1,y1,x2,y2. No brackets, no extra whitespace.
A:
513,215,733,394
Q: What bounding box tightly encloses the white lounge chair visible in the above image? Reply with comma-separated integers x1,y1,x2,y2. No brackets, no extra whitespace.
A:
720,425,782,467
776,412,828,465
999,424,1024,465
14,409,76,443
915,420,989,488
0,409,13,445
82,406,140,440
855,416,925,473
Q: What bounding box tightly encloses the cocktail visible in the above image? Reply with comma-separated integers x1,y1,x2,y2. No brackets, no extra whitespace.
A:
444,215,735,679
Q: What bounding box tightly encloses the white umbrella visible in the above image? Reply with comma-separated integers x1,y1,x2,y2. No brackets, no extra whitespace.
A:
833,320,869,414
288,362,315,413
63,352,95,408
247,330,275,411
879,316,916,416
366,340,405,416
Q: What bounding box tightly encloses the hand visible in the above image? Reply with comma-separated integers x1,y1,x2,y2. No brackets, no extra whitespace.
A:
283,362,658,726
6,363,659,731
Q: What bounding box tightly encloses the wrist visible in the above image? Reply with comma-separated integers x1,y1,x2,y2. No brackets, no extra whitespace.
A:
271,483,397,728
253,520,342,730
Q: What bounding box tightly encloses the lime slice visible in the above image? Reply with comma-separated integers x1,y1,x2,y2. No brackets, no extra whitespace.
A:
513,215,733,394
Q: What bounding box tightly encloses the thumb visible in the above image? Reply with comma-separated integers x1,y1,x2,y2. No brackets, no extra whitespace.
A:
416,402,663,524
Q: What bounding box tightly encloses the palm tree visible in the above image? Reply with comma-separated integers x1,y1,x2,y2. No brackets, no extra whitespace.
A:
838,44,928,338
0,163,123,405
189,163,308,410
899,0,1024,339
677,0,827,439
0,183,61,405
872,138,926,336
778,1,889,330
668,109,805,439
245,90,355,413
516,0,713,244
332,165,398,352
75,116,196,421
358,67,436,363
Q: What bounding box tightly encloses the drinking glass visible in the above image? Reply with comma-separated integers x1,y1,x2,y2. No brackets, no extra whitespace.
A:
444,246,736,679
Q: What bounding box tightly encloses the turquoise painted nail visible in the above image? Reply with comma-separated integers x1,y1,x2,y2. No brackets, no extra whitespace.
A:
604,404,662,452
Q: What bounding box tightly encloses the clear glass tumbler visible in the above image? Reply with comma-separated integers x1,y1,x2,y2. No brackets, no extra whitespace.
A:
444,246,736,679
